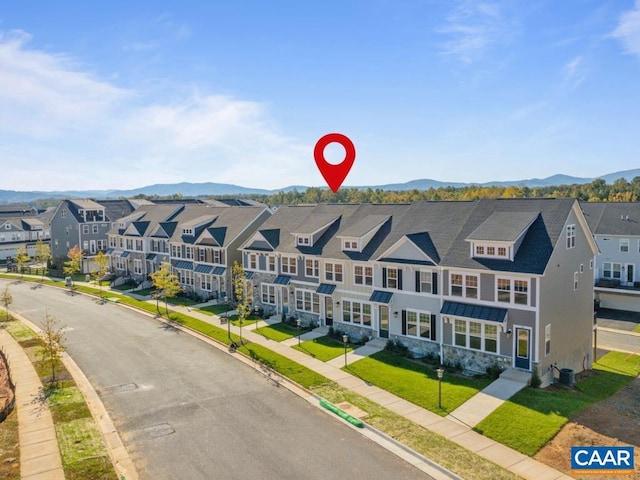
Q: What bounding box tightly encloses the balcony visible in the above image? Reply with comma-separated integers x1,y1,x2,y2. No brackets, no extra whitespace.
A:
595,278,640,291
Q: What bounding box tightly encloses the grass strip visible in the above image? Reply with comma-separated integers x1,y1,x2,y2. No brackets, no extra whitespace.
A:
475,351,640,456
346,350,492,416
292,335,354,362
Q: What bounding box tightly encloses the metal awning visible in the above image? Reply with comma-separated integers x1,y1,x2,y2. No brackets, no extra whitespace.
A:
146,254,157,261
172,260,193,270
369,290,393,304
245,271,254,280
274,275,291,285
440,301,507,323
212,266,226,276
121,251,130,258
316,283,336,295
194,264,213,274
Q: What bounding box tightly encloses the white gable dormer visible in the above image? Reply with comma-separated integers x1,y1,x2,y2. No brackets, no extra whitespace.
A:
467,211,539,262
338,215,390,253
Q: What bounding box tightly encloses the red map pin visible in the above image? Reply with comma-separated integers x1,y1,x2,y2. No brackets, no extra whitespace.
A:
314,133,356,193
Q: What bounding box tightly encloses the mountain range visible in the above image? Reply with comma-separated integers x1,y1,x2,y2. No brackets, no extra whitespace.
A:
1,168,639,203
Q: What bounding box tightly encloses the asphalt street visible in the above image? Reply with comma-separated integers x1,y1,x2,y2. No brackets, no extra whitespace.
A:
597,328,640,355
1,278,431,480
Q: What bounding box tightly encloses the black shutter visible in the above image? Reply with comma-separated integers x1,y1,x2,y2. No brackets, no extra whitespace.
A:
401,310,407,335
430,314,437,341
432,272,438,295
415,271,421,293
382,267,387,288
398,270,403,290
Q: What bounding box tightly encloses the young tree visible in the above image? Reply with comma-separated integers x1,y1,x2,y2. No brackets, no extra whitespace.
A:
150,262,181,317
34,238,52,282
15,246,30,278
63,245,84,287
38,312,66,383
92,250,109,300
232,260,251,344
1,286,12,322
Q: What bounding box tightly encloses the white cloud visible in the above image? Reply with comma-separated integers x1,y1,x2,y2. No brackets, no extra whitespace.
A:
0,30,310,191
438,1,509,64
612,0,640,57
562,55,586,90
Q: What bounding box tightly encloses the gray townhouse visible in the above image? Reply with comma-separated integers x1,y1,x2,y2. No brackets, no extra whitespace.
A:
49,198,143,273
0,207,51,261
241,198,597,386
106,202,271,300
581,202,640,312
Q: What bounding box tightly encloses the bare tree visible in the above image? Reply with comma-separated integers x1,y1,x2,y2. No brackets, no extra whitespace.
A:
232,260,250,344
15,246,30,278
150,262,181,317
38,312,66,383
1,286,12,323
34,238,52,282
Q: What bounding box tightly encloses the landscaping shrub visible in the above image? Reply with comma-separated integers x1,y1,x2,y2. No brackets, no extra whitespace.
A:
529,368,541,388
486,362,503,380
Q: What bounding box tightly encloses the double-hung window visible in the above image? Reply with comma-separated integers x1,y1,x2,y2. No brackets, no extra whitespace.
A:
354,265,373,286
406,310,431,339
453,320,498,353
450,273,478,299
325,262,343,282
497,278,529,305
281,256,297,275
261,284,276,305
305,258,319,278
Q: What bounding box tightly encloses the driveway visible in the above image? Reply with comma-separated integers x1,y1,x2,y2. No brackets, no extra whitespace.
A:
1,279,431,480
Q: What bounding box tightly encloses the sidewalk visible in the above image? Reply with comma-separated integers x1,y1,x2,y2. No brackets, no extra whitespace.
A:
0,328,65,480
160,302,572,480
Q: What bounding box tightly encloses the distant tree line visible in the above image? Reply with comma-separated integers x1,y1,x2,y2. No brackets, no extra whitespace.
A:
15,176,640,208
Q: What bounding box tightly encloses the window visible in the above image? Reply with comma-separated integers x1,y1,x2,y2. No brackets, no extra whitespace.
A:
574,272,578,291
213,249,222,265
325,262,343,282
487,246,495,256
476,245,485,255
264,255,276,273
590,259,593,270
178,269,194,286
133,259,142,275
261,284,276,305
82,225,89,234
295,289,320,314
620,239,629,253
200,275,212,291
199,249,206,262
383,267,404,290
83,240,89,251
97,239,107,251
115,257,126,270
497,278,529,305
603,262,622,279
171,244,180,257
61,209,67,218
92,225,99,234
185,246,194,260
247,253,258,270
354,265,373,286
497,247,507,257
545,324,551,356
342,300,372,327
566,224,576,249
183,228,193,236
89,240,97,254
305,258,319,278
135,239,143,251
281,256,297,275
580,264,584,274
297,236,311,246
452,319,498,353
343,240,359,251
418,271,432,294
406,310,431,339
450,273,478,298
109,237,117,248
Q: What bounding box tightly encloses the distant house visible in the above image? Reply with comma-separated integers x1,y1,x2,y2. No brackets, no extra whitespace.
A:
106,202,271,299
240,199,597,386
49,199,142,273
581,202,640,312
0,204,51,262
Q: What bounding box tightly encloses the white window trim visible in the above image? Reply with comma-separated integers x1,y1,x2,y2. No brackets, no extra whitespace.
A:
324,261,344,283
545,323,551,357
574,272,578,291
305,258,319,278
342,239,360,251
261,284,276,305
451,317,500,354
296,235,312,247
417,270,433,294
405,309,432,340
620,238,630,253
496,277,529,306
281,255,297,275
473,242,511,260
353,264,373,286
603,262,622,280
341,298,373,328
566,224,576,249
246,252,258,271
385,267,402,290
295,288,320,314
449,272,479,299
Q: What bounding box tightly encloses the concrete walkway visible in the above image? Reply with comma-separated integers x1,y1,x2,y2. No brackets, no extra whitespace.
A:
447,368,531,428
0,329,65,480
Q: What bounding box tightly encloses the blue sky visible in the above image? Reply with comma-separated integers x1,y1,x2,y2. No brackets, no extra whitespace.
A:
1,0,640,191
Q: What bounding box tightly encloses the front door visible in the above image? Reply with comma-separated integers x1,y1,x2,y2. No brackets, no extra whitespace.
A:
379,305,389,338
627,264,634,286
515,327,531,370
281,288,289,314
325,297,333,326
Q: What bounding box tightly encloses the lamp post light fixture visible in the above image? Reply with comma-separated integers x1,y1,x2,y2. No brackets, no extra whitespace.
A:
436,368,445,410
342,334,349,367
297,318,302,346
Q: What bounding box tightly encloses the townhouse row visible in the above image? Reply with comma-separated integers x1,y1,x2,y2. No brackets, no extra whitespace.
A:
99,197,597,387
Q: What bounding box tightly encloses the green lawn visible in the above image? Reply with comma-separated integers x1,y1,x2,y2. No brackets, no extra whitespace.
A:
346,350,492,416
292,335,354,361
196,304,234,316
165,295,199,306
254,322,300,342
129,287,154,296
633,323,640,333
228,314,261,326
475,352,640,456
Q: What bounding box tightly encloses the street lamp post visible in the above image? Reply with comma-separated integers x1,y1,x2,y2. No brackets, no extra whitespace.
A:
436,368,445,410
343,334,349,367
297,318,302,346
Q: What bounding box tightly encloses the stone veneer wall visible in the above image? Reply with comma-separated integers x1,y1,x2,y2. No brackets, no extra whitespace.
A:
388,334,440,358
442,345,511,373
